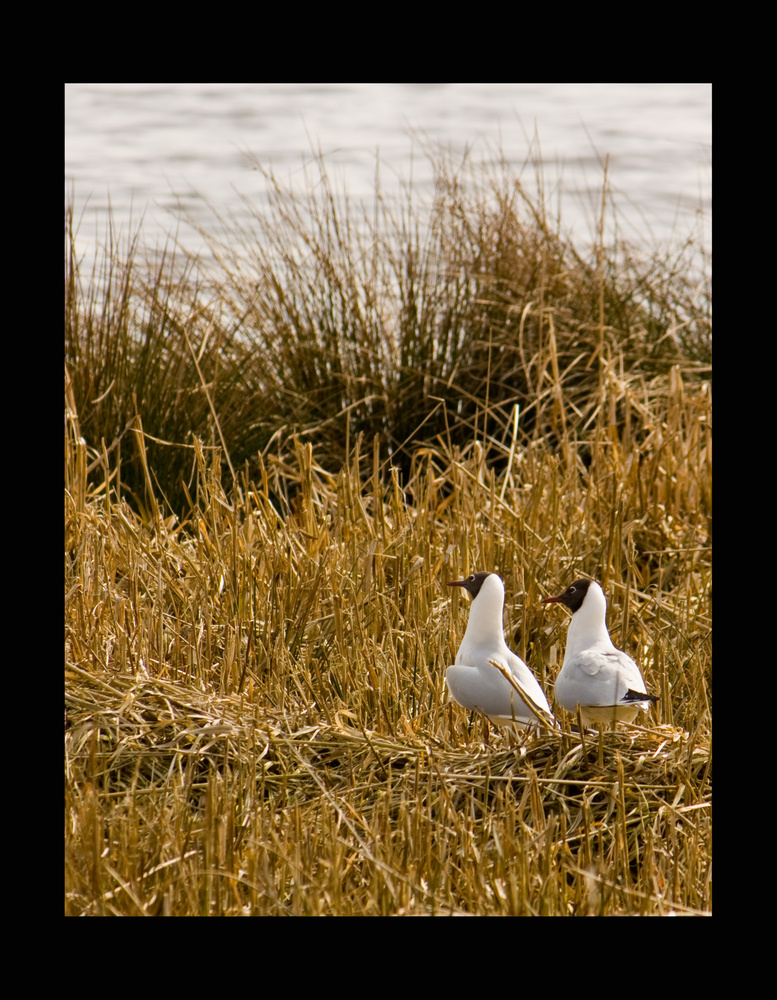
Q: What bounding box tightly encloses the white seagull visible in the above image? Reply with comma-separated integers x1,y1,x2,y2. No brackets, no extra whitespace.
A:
543,579,658,726
446,572,554,730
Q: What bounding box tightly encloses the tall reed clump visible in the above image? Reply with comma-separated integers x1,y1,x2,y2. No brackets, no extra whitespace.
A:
66,145,709,513
65,146,710,916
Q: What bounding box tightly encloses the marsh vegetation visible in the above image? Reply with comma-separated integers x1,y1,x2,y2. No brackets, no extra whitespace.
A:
65,148,711,915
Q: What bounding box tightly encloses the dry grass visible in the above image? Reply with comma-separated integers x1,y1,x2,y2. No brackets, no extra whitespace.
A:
65,426,710,916
65,148,710,915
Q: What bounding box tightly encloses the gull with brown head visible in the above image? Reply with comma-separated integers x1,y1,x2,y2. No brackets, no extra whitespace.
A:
446,572,554,731
543,579,658,727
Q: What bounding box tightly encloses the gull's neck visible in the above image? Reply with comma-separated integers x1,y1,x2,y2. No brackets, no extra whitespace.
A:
462,574,508,650
566,581,613,655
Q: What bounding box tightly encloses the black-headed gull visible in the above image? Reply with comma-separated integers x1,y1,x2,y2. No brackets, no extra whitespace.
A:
447,572,555,730
543,579,658,726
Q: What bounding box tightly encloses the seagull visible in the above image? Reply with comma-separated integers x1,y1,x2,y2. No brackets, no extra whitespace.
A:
446,572,555,731
542,579,659,726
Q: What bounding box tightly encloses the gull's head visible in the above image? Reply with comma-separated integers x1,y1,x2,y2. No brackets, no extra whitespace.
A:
542,578,600,613
447,571,503,602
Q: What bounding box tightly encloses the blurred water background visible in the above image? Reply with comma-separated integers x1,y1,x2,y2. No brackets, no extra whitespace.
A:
65,83,711,268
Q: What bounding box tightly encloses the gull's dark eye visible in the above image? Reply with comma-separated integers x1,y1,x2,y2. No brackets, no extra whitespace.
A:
469,574,476,581
569,586,576,593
